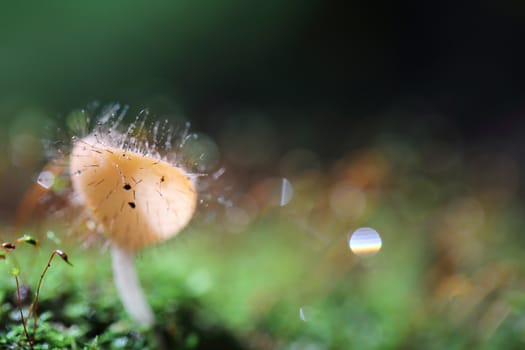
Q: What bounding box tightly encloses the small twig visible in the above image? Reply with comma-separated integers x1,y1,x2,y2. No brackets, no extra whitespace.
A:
14,274,33,349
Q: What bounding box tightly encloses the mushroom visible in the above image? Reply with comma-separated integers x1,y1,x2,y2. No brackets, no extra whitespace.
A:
70,134,197,326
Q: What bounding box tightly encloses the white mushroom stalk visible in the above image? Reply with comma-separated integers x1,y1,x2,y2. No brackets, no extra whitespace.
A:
70,130,197,327
111,244,153,326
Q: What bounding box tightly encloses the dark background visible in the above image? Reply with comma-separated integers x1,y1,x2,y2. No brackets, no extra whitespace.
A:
0,1,524,211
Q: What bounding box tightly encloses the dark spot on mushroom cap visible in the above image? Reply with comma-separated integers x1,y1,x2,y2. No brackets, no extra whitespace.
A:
160,176,165,182
128,202,136,209
123,183,132,190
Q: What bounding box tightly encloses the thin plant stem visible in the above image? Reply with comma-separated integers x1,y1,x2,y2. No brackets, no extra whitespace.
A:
14,274,33,349
31,255,51,341
31,250,72,342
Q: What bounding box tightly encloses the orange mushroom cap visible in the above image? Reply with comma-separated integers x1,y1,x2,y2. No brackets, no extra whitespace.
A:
70,135,197,251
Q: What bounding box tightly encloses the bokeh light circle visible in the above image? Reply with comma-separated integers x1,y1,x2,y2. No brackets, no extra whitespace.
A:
348,227,382,256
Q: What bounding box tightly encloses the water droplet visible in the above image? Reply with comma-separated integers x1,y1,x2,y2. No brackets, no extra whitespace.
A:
86,220,96,231
112,336,129,348
37,170,55,189
348,227,382,256
299,307,308,321
46,230,61,244
217,196,233,208
212,167,226,179
299,305,316,322
280,178,293,206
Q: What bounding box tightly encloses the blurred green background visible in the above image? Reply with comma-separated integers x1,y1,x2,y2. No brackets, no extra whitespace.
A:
1,1,525,349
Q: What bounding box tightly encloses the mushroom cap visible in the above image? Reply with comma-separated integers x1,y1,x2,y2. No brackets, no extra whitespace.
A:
70,135,197,251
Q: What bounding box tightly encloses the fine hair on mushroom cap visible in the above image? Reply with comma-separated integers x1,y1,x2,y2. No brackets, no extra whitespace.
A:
69,105,200,250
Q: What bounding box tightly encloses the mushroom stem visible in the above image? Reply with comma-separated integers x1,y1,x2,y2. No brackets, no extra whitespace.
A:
111,244,154,327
